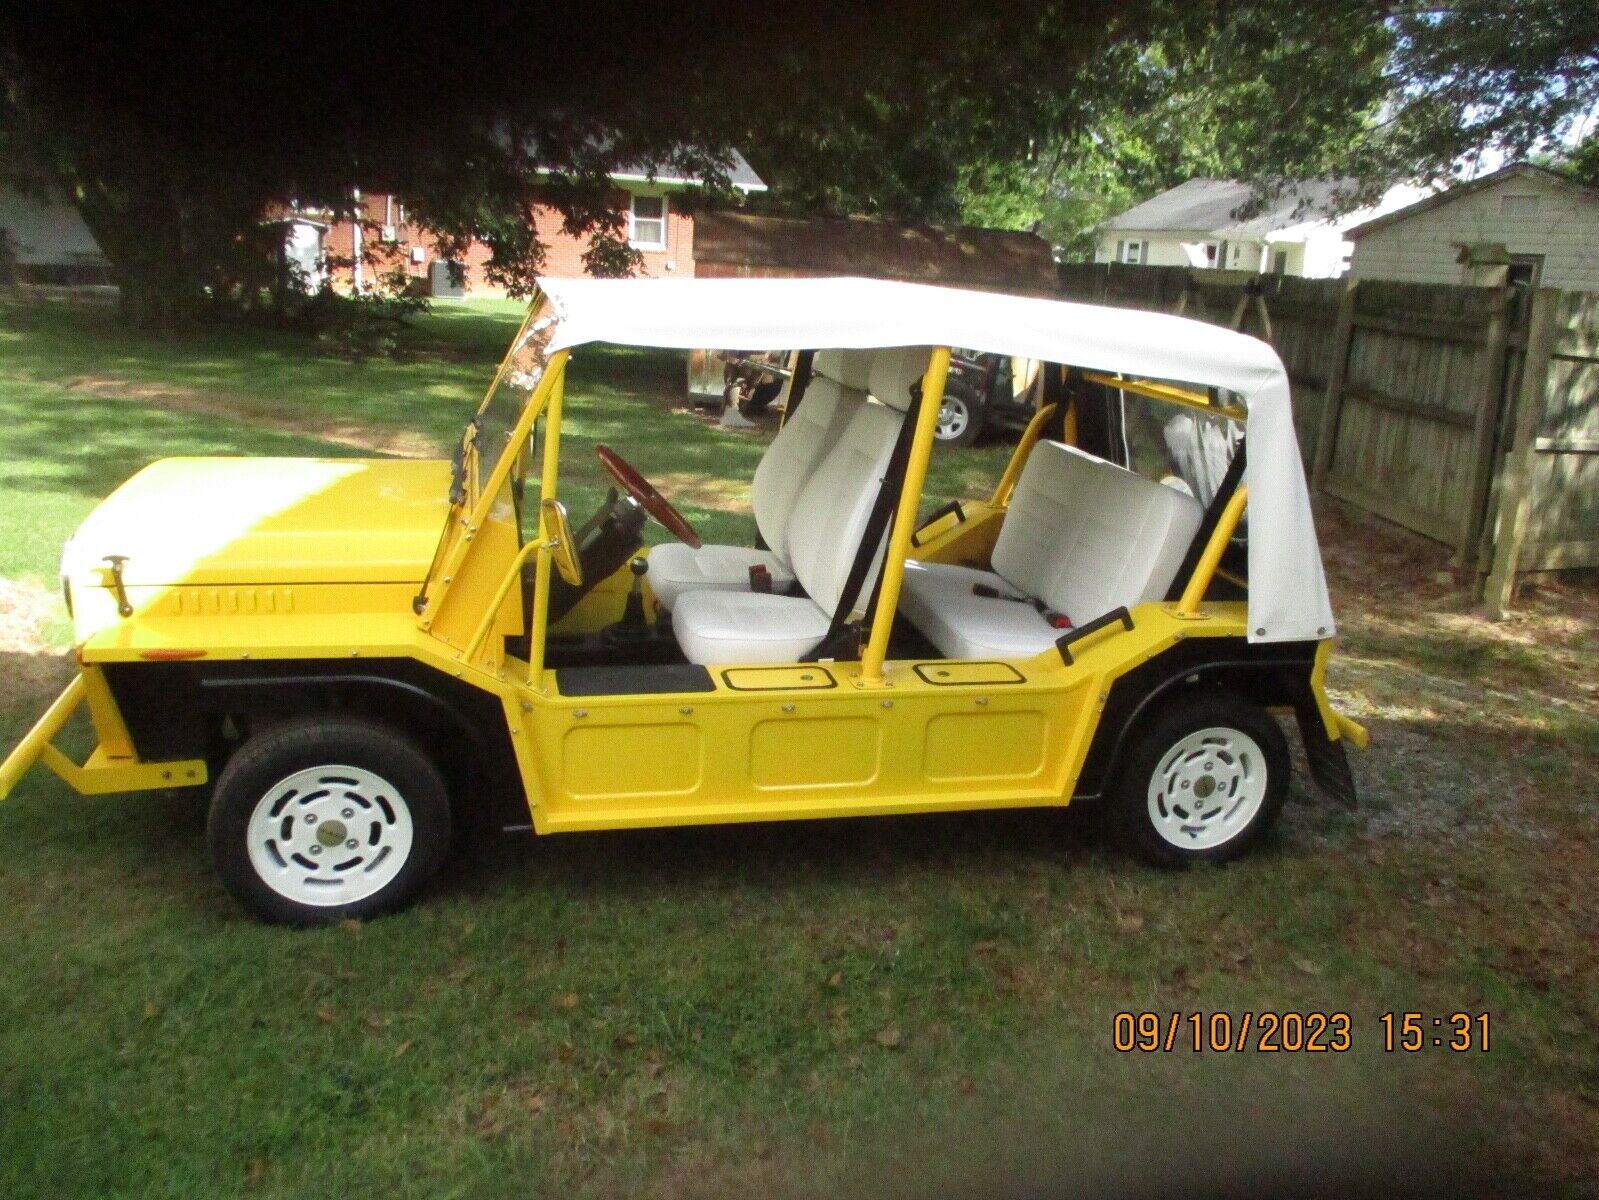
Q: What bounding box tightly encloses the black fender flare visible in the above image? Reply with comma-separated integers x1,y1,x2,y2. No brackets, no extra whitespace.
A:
99,658,532,831
1073,637,1354,806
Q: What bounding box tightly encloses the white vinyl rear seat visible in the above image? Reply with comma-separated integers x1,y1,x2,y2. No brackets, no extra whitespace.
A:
901,441,1204,661
648,349,871,611
673,347,929,665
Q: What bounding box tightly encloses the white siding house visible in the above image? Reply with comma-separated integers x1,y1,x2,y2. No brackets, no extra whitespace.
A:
1347,163,1599,290
1094,178,1427,279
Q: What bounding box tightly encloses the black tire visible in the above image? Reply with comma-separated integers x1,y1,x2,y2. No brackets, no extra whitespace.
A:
206,717,451,925
1111,693,1289,867
934,381,985,446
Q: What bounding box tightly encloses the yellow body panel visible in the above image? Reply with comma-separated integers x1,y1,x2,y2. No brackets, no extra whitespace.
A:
64,458,452,589
517,603,1248,833
909,500,1006,567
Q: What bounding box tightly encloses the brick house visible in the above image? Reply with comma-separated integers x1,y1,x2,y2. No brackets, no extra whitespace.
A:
304,154,765,296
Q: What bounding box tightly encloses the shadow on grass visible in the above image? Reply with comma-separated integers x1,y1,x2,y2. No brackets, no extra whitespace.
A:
438,804,1107,911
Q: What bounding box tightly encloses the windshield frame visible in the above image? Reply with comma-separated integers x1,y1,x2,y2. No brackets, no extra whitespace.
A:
413,294,564,619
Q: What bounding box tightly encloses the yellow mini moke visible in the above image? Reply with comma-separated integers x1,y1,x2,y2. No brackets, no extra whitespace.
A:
1,277,1366,924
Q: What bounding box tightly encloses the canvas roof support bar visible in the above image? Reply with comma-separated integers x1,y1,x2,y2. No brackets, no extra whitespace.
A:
1080,371,1247,422
991,402,1059,508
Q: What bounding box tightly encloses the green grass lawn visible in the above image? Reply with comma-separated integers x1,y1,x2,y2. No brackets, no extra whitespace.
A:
0,295,1596,1198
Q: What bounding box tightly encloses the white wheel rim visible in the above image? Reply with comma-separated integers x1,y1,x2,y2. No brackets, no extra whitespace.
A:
1146,726,1269,851
937,395,970,440
246,765,415,907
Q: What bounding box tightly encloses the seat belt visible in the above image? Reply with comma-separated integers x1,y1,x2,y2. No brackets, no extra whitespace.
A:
804,387,923,661
1164,438,1248,602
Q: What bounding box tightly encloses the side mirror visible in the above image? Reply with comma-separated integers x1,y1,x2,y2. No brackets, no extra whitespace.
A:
541,498,584,588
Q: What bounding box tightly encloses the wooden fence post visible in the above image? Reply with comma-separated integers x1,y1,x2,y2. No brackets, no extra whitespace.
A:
1457,286,1515,565
1311,279,1359,489
1483,288,1559,619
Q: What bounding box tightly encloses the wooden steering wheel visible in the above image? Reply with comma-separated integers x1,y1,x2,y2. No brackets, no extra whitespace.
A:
594,444,703,549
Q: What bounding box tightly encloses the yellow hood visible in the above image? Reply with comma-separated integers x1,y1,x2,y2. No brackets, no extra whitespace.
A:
62,457,454,587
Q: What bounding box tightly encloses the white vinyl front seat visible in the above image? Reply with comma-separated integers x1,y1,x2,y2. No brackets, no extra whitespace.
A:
647,349,872,611
672,348,930,665
900,441,1204,661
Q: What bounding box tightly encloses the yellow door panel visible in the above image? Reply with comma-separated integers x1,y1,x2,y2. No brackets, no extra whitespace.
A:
517,605,1236,832
923,710,1048,782
749,716,881,791
562,721,702,800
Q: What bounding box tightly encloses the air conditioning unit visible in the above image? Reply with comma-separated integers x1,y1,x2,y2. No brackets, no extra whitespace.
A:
380,224,398,243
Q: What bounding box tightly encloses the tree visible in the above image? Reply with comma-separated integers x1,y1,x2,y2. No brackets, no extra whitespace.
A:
1380,0,1599,183
7,2,1594,322
0,3,1164,326
1564,135,1599,187
958,0,1599,254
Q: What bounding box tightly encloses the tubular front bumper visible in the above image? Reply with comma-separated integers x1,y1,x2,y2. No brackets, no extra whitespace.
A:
0,673,207,802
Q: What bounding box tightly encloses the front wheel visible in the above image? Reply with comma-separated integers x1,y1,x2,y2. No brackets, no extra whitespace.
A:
206,717,451,925
1111,694,1289,866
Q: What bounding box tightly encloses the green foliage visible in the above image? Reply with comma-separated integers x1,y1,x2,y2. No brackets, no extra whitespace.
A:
957,0,1599,254
297,286,430,363
1381,0,1599,183
0,7,1147,325
1562,133,1599,188
3,3,1595,324
956,6,1394,255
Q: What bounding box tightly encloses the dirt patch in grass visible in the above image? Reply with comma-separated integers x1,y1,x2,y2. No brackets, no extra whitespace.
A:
0,578,55,655
0,583,72,701
649,472,753,514
1303,500,1599,858
47,373,439,459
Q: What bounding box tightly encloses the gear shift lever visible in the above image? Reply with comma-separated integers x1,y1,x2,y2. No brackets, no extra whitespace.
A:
621,557,648,629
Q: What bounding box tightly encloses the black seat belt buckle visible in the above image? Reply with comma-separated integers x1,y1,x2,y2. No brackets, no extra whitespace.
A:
749,563,774,594
974,583,1030,604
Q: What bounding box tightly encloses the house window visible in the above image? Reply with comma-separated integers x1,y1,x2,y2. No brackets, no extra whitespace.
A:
1507,254,1544,289
1500,194,1540,217
1116,239,1146,264
628,194,668,250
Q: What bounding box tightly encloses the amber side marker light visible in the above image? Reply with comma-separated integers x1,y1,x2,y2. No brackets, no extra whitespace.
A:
137,649,208,661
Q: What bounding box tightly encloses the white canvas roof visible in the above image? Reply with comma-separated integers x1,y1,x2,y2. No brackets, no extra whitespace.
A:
539,275,1334,643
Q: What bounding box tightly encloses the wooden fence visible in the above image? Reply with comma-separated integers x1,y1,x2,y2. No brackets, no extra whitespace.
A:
1055,263,1599,615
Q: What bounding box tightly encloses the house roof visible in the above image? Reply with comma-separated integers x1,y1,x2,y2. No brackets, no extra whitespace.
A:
607,151,766,192
1345,161,1598,240
692,211,1056,291
1102,178,1362,237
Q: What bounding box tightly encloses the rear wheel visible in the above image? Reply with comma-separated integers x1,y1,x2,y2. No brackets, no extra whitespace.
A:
206,717,451,925
1111,694,1289,866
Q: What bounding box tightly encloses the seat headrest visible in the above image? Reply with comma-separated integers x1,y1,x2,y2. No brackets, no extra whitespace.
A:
868,347,934,412
811,349,873,391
